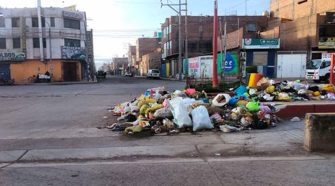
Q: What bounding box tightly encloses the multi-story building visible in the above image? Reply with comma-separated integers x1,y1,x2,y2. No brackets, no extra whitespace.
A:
139,48,161,76
0,7,91,84
111,57,128,75
127,45,136,74
161,15,268,78
269,0,335,55
136,37,160,76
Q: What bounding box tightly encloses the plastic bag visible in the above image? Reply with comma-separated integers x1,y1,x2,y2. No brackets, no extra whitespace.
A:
154,108,173,118
191,106,213,131
235,85,247,97
169,97,192,128
212,94,231,107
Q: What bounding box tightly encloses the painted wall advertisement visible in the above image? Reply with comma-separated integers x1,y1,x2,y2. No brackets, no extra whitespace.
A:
223,52,239,76
61,46,86,61
0,51,25,62
188,56,213,79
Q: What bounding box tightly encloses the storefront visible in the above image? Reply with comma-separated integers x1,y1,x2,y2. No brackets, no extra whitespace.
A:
242,38,280,78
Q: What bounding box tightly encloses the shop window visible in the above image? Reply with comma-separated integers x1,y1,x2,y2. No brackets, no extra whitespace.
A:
253,52,268,66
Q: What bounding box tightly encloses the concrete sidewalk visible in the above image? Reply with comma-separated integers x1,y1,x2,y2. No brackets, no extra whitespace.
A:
0,120,311,164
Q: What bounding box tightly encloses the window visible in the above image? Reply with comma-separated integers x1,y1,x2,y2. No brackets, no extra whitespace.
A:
0,38,6,49
32,17,45,27
64,18,80,29
64,38,81,47
50,17,55,27
246,23,257,32
11,17,20,27
13,38,21,49
33,38,46,48
0,17,5,27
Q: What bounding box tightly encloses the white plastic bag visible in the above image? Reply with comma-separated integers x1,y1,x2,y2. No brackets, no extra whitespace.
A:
212,94,231,107
169,97,192,128
191,106,213,131
154,108,173,118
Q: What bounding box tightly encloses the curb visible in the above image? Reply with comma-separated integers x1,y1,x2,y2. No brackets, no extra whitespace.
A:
277,102,335,118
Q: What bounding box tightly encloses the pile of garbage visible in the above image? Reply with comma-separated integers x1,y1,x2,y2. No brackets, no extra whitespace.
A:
245,77,335,102
108,77,335,136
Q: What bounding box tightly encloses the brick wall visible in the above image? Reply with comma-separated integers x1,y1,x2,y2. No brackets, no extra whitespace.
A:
136,38,160,62
139,48,161,75
161,15,268,58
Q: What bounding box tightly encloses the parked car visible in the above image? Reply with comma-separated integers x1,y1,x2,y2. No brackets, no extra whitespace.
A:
306,59,333,83
147,69,160,79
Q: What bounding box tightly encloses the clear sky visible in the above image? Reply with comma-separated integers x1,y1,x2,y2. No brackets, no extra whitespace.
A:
0,0,270,67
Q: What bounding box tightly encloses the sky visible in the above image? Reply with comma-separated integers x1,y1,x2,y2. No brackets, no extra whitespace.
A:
0,0,270,68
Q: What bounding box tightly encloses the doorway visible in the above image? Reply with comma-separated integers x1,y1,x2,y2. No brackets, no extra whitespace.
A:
63,62,77,81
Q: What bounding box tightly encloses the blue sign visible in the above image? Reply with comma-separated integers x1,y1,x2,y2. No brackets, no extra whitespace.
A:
223,52,238,75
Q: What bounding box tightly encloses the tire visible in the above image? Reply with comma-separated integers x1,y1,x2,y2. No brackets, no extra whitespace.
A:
323,74,330,83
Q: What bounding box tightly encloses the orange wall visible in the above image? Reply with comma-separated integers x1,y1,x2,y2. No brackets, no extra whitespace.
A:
11,60,63,84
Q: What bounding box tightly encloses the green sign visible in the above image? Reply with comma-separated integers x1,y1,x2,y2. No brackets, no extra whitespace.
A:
242,38,280,49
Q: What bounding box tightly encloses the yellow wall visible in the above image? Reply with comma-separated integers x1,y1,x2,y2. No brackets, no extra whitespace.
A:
11,60,63,84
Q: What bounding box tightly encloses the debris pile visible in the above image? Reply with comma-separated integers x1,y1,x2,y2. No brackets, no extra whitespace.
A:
108,78,335,136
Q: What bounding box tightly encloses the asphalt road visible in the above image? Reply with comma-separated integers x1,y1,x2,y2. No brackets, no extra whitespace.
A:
1,157,335,186
0,76,184,140
1,76,335,185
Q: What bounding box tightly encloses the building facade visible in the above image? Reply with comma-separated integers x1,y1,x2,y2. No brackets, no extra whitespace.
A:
161,15,269,78
111,57,128,76
269,0,335,57
135,37,160,76
139,48,161,76
0,7,91,84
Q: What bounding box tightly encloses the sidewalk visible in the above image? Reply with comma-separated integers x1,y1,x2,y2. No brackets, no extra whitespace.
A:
0,120,312,164
16,80,97,86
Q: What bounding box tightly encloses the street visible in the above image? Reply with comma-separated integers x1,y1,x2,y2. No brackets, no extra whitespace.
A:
0,76,335,186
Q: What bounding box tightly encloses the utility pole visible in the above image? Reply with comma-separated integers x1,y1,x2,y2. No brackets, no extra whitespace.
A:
37,0,44,62
161,0,187,81
184,0,188,78
212,0,218,88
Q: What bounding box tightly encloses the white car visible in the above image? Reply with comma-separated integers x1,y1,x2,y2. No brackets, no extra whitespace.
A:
147,69,160,79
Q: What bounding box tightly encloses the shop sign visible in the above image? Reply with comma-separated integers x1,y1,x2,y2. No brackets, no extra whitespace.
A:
63,11,83,20
319,37,335,49
242,38,280,49
61,46,86,61
0,51,25,62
